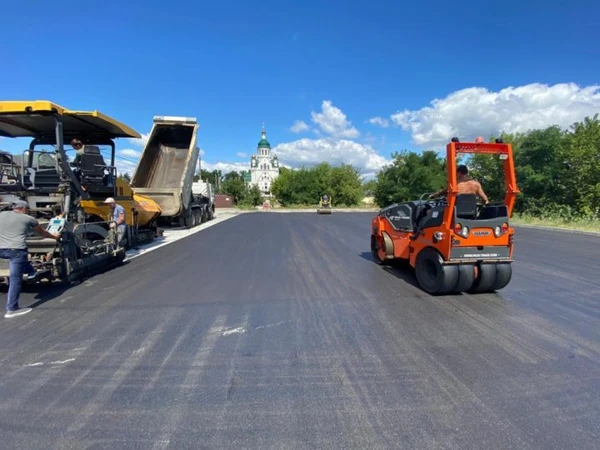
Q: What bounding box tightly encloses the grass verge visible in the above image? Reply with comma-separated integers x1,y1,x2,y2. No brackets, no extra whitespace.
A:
235,204,257,210
511,214,600,234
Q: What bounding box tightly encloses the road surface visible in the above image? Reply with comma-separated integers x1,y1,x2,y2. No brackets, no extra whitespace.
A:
1,212,599,449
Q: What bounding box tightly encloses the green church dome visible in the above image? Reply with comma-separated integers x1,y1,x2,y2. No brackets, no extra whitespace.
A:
257,127,270,148
258,138,271,148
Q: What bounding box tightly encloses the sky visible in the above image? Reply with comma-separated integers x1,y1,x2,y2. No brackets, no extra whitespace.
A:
1,0,599,179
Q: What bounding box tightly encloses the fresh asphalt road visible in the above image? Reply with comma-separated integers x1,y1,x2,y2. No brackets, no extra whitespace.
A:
1,212,599,449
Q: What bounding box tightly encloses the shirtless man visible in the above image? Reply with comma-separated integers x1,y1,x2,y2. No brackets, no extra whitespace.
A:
429,165,489,204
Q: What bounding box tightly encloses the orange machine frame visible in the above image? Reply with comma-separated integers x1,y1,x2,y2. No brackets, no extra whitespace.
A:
444,139,519,224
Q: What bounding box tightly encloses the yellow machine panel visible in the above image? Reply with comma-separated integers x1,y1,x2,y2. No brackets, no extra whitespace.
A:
80,178,162,226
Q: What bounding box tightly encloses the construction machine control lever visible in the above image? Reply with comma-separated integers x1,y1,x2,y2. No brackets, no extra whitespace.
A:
46,217,66,235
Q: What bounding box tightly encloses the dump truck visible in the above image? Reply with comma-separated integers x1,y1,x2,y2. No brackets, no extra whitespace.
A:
192,180,215,223
130,116,207,228
0,100,161,285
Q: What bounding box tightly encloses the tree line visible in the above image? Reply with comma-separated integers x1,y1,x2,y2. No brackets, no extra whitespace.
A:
195,163,366,207
202,115,600,218
194,169,262,207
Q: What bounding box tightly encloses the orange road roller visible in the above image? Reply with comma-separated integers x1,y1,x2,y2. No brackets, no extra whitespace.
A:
370,137,519,295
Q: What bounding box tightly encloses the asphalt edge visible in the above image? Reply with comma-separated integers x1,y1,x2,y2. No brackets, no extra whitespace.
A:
124,211,245,262
512,223,600,237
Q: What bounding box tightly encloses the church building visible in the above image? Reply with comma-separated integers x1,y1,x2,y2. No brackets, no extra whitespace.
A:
249,125,279,196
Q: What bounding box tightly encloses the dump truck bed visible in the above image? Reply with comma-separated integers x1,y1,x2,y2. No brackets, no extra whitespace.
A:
130,117,199,218
134,143,189,189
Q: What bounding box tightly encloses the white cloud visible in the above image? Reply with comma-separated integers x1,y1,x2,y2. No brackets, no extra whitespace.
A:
114,158,138,177
255,101,388,175
164,137,389,177
311,100,360,138
200,161,250,174
389,82,600,148
360,172,377,181
118,148,142,158
127,132,150,148
114,148,142,176
113,100,388,178
362,132,378,146
290,120,309,133
368,117,389,127
273,138,389,173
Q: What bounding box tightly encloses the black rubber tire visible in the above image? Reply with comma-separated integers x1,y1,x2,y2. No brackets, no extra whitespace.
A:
371,235,385,265
468,263,497,293
415,248,459,295
491,263,512,291
451,264,475,293
184,210,194,228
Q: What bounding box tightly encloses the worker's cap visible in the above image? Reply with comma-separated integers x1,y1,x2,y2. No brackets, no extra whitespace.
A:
103,197,116,204
13,200,30,209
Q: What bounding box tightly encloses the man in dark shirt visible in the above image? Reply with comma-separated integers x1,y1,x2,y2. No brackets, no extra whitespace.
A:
0,200,60,318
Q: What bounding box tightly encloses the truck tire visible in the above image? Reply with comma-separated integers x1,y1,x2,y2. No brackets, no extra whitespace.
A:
193,209,201,226
181,209,194,228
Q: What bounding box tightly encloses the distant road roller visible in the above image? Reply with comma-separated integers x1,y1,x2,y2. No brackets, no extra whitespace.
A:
317,194,332,214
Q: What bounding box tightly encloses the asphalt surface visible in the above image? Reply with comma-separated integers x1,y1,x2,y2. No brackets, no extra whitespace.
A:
1,212,599,449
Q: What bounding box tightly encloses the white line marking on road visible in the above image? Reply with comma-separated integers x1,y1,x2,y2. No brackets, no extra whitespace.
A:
25,357,75,367
254,320,288,330
50,358,75,365
220,326,246,336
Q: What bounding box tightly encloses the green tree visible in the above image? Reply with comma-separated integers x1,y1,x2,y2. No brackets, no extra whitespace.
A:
374,150,446,207
370,115,600,220
363,179,378,196
118,172,131,183
271,167,296,206
561,115,600,217
467,132,524,205
245,184,263,207
270,163,363,206
194,169,221,186
220,171,247,204
329,164,363,206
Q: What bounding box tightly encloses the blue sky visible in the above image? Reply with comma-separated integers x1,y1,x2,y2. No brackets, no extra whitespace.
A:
1,0,599,177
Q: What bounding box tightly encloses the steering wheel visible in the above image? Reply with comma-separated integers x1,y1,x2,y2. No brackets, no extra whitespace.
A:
423,193,448,207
